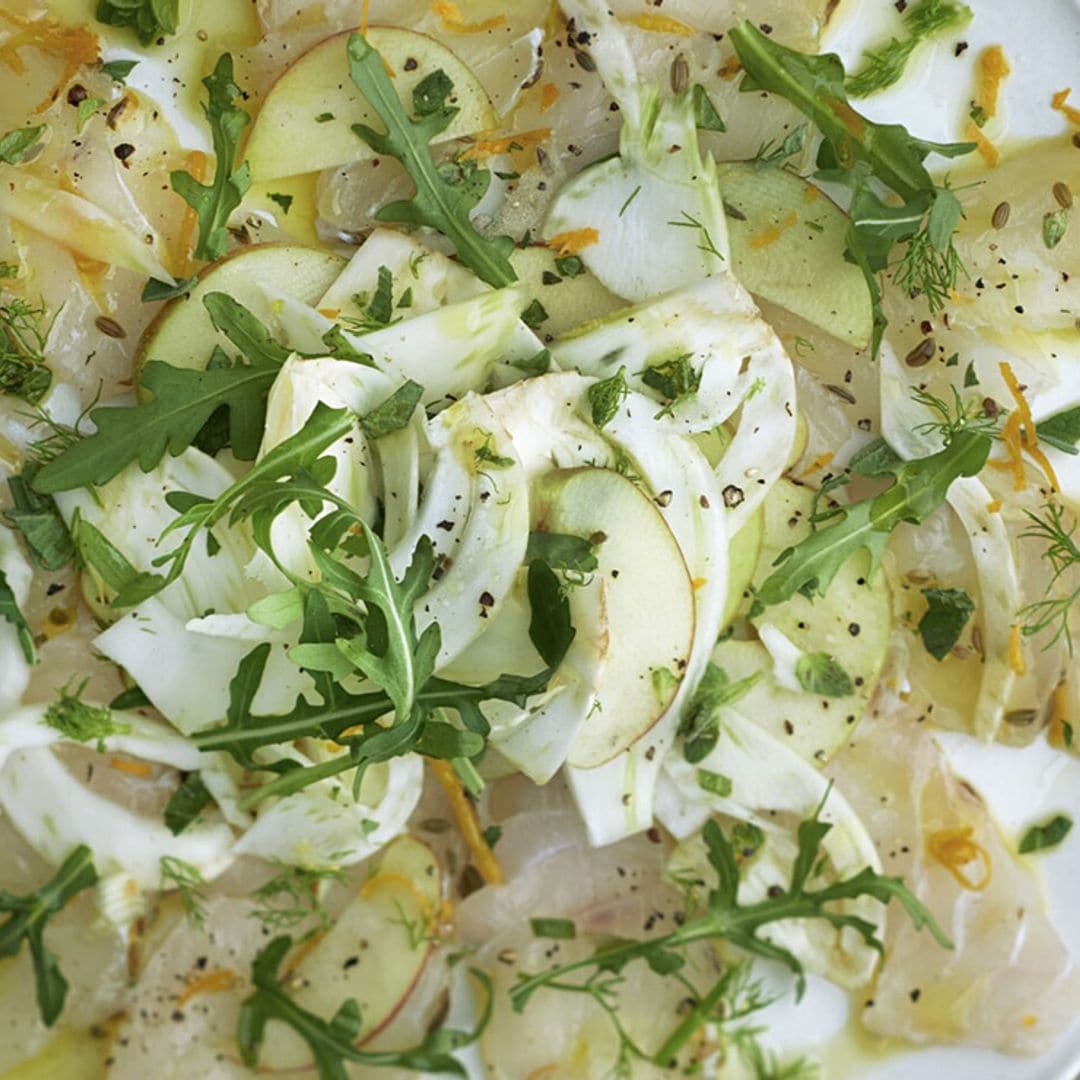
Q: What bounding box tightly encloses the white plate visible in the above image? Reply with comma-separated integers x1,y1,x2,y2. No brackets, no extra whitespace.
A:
762,2,1080,1076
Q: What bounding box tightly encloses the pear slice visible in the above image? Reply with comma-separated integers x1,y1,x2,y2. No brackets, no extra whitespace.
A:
532,467,696,769
245,26,497,183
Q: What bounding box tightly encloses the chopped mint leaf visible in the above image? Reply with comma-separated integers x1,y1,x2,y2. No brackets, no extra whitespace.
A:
795,652,854,697
917,586,974,661
1019,814,1072,855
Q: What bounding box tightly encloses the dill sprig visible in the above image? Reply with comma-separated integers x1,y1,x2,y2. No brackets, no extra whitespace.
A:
159,856,209,929
0,296,55,405
1020,500,1080,653
250,864,345,932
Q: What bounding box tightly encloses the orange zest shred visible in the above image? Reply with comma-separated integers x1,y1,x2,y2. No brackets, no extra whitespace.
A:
719,55,742,81
174,150,207,277
460,127,551,160
539,82,560,112
359,0,371,34
964,46,1010,167
546,227,599,256
1022,1015,1038,1029
621,13,695,36
1048,682,1074,749
797,451,834,478
692,576,708,591
429,759,504,885
317,307,341,319
431,1,506,34
0,10,100,113
927,825,992,891
748,210,799,250
1051,88,1080,126
108,757,154,779
176,968,241,1006
1008,623,1027,676
990,361,1060,492
965,124,1000,168
986,498,1002,513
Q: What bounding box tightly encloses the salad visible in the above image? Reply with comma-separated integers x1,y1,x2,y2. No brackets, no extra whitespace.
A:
0,0,1078,1076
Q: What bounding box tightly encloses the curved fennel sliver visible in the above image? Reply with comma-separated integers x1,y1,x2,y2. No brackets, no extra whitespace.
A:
0,707,233,889
657,710,884,988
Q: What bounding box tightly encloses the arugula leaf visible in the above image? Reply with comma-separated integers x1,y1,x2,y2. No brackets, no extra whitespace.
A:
70,511,163,610
795,652,854,696
238,936,491,1078
510,796,950,1065
917,586,974,660
755,425,991,607
0,845,97,1026
587,366,629,430
0,125,47,165
729,21,974,354
346,34,516,288
359,380,423,440
96,0,179,45
1018,814,1073,855
170,54,251,262
1037,405,1080,456
4,466,74,570
846,0,972,98
0,569,34,663
681,663,762,764
526,559,575,669
164,772,212,835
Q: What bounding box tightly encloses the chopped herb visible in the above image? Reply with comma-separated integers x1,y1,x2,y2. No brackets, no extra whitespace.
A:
1037,405,1080,456
541,270,562,285
587,366,629,429
530,917,577,940
412,69,454,117
0,125,47,165
555,255,585,278
164,772,212,835
681,663,763,763
1018,814,1073,854
357,379,423,440
963,360,979,387
968,102,988,128
159,856,208,928
618,184,642,217
109,685,149,710
43,681,131,749
250,864,345,931
520,298,549,329
666,209,725,262
917,586,974,660
473,429,516,469
170,54,251,262
75,97,105,133
0,296,54,405
751,126,806,170
0,845,97,1026
96,0,179,45
1020,501,1080,652
141,275,195,302
341,266,398,334
397,286,413,308
512,348,551,376
1043,208,1070,250
314,112,335,123
795,652,854,696
99,59,138,83
0,570,34,664
692,83,726,131
526,532,599,575
347,33,516,288
267,192,293,215
482,824,502,849
4,466,74,570
846,0,972,98
697,768,734,797
640,354,701,418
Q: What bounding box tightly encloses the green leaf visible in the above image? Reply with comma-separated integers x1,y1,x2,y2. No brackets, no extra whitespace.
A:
75,97,105,133
756,425,991,607
696,768,733,797
846,0,972,98
170,54,251,262
346,33,516,288
412,69,454,117
359,379,424,440
587,366,628,430
691,84,726,131
1037,405,1080,456
520,298,548,330
109,685,150,710
681,663,761,764
4,467,74,570
42,682,131,749
0,845,97,1026
141,275,195,302
237,935,490,1078
555,255,585,278
525,532,599,575
268,192,293,214
0,125,47,165
795,652,854,696
99,59,138,83
917,586,974,661
0,569,34,664
530,917,577,940
1018,814,1073,854
95,0,179,44
164,772,212,835
640,354,701,418
526,559,575,670
70,512,165,609
512,348,552,376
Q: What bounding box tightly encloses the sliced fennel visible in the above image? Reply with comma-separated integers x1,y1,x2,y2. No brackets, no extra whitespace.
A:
543,0,729,302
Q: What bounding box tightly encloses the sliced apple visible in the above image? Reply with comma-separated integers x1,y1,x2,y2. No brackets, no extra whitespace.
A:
257,835,442,1069
508,245,625,340
721,509,764,631
711,478,891,763
532,467,695,769
716,161,872,348
244,26,497,183
135,244,345,377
